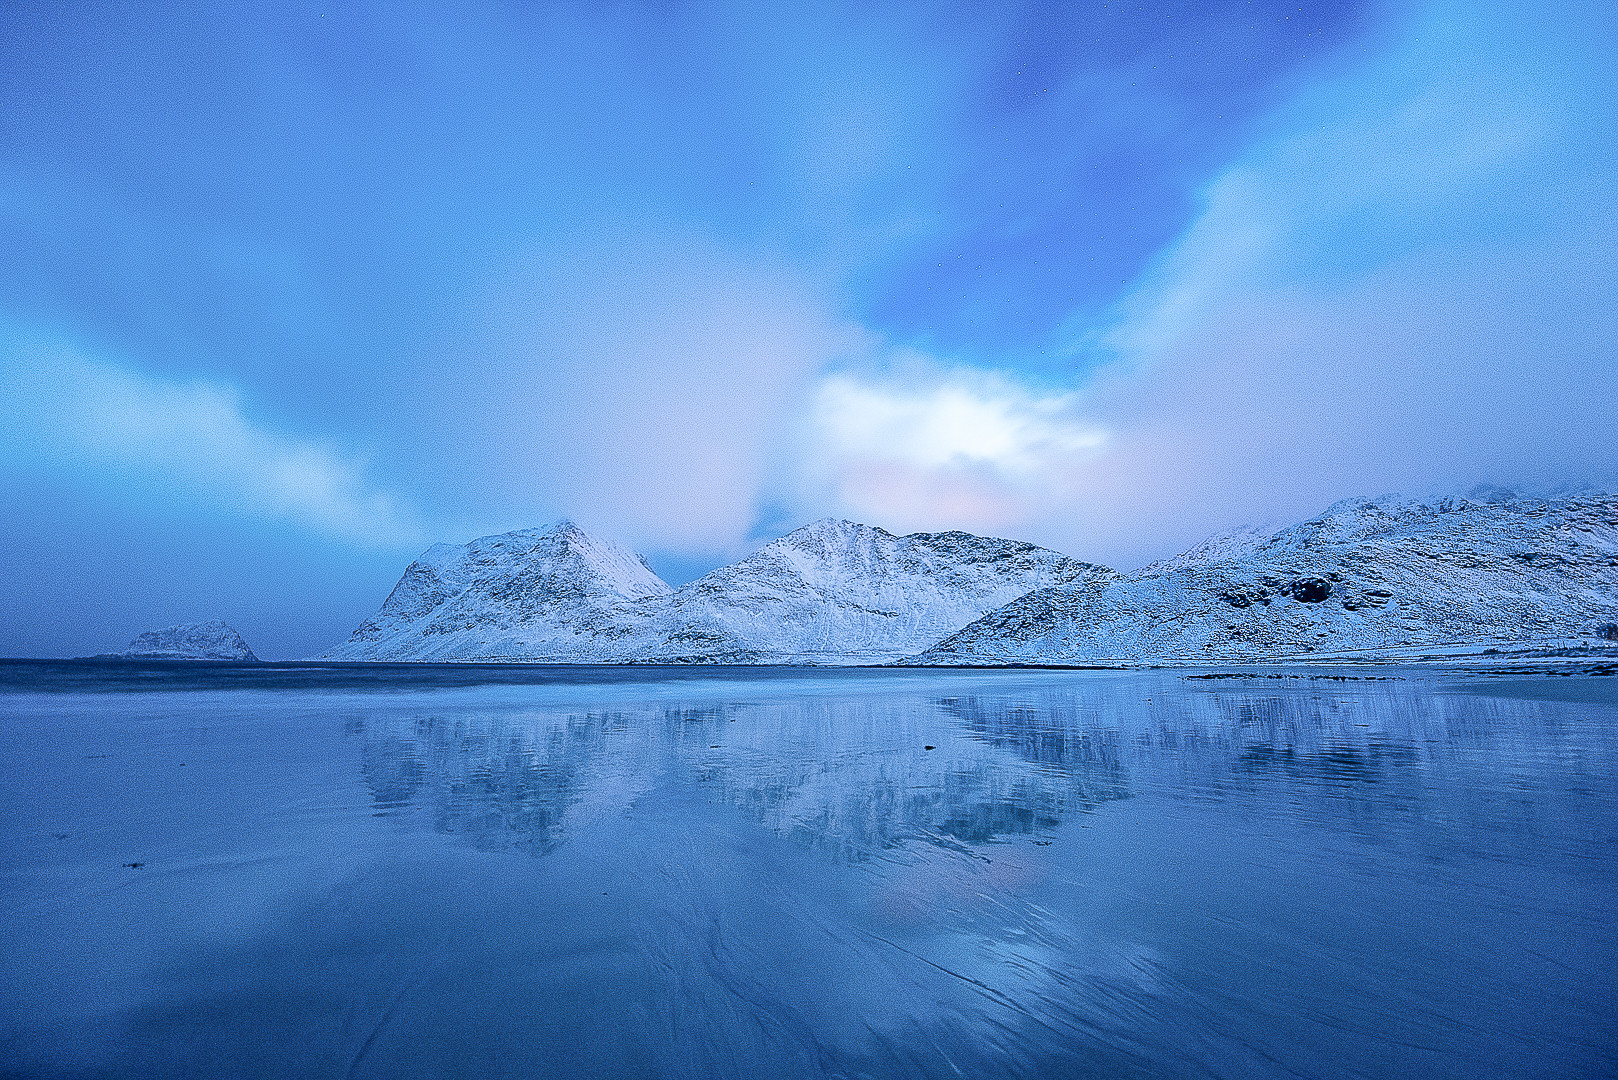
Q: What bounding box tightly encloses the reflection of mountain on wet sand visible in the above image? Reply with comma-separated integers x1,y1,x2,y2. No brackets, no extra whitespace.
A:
11,665,1614,1080
354,674,1597,862
356,694,1139,859
361,712,607,854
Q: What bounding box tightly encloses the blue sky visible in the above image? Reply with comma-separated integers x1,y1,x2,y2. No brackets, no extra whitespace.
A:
2,0,1613,658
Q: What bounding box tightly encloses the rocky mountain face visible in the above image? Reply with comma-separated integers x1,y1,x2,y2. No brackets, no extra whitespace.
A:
323,518,1114,664
915,491,1618,664
321,522,672,661
117,620,258,661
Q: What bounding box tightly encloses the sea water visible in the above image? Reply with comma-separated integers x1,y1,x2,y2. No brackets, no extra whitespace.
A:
2,661,1615,1078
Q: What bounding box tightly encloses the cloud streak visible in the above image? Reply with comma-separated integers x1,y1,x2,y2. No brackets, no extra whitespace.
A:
0,332,422,547
1054,0,1618,560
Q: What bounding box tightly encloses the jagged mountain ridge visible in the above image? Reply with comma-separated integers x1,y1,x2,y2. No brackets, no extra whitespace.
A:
915,491,1618,664
323,518,1115,663
114,620,258,661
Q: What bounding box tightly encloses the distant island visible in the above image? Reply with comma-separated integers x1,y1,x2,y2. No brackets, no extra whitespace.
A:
96,619,259,661
316,490,1618,665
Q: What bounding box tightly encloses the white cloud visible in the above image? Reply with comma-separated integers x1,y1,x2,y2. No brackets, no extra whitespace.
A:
0,333,422,547
815,372,1104,472
802,364,1107,535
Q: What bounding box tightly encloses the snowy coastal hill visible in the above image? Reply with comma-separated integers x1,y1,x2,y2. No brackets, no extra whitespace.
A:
915,491,1618,664
323,518,1114,663
628,519,1119,663
115,620,258,661
320,522,672,661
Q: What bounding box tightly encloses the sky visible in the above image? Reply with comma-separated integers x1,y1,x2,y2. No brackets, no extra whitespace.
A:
1,0,1614,659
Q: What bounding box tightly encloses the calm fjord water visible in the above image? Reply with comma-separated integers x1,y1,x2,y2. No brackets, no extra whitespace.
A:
2,662,1615,1079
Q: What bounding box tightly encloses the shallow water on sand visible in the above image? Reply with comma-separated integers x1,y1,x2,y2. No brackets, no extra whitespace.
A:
2,661,1616,1078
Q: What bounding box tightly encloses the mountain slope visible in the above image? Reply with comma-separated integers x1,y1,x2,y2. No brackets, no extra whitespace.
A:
628,519,1119,663
916,491,1618,664
321,522,672,661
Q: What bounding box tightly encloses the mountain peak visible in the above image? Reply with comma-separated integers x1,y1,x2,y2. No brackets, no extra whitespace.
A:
779,517,888,541
320,520,671,661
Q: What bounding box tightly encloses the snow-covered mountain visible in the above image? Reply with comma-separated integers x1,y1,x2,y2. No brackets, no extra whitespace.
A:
1132,521,1279,576
321,521,672,661
115,620,258,661
627,519,1118,663
915,491,1618,664
322,518,1114,663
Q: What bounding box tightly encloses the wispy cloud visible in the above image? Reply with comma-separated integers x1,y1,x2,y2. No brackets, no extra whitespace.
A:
991,0,1618,564
782,0,1617,567
461,231,860,553
0,332,422,547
